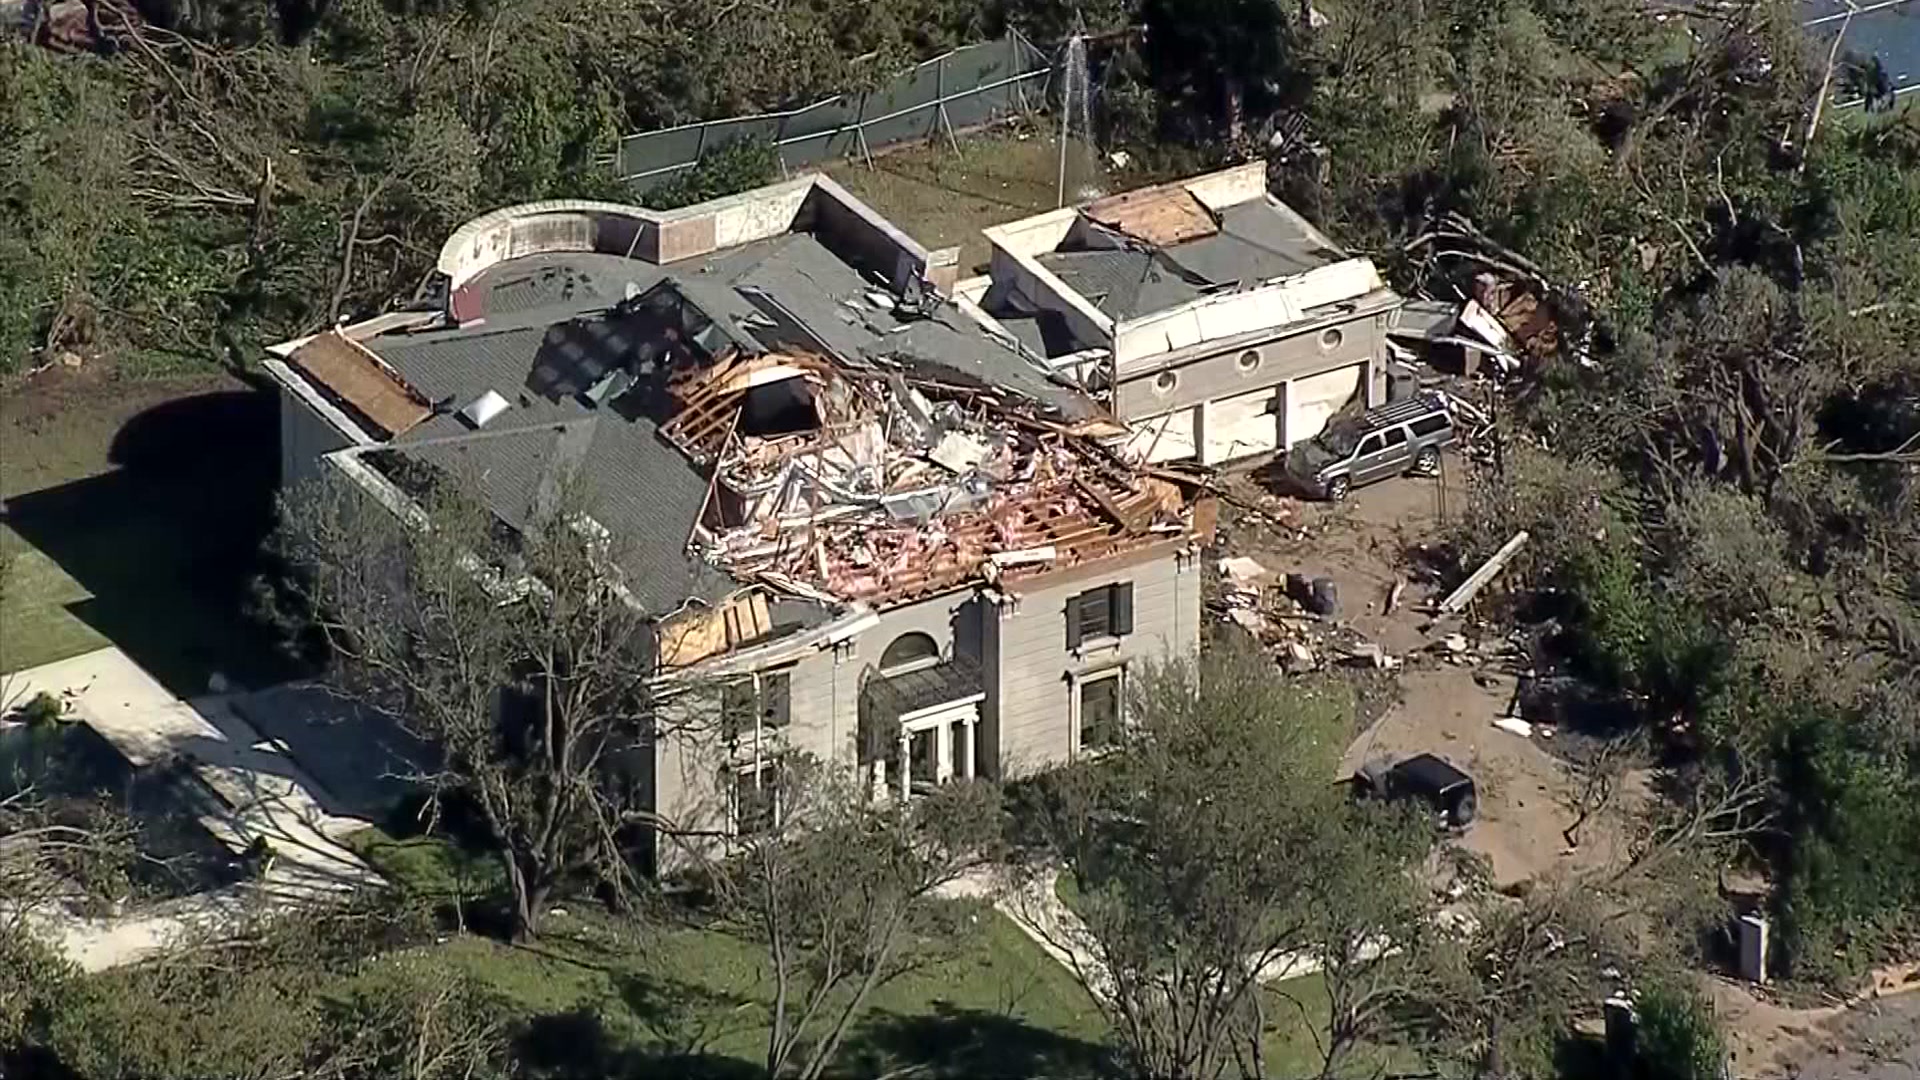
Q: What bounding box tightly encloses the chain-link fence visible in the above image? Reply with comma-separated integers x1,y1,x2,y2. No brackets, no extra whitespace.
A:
612,32,1054,191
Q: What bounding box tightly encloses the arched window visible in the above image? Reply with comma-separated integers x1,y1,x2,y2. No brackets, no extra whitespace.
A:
879,632,940,675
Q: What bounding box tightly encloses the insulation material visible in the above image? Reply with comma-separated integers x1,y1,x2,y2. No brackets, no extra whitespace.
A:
1286,365,1364,447
658,344,1208,611
1201,387,1282,465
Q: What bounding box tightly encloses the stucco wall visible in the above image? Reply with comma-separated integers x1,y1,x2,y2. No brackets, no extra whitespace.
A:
990,547,1201,776
1111,310,1386,421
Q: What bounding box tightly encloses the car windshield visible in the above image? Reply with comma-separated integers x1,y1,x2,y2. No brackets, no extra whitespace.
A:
1314,422,1363,458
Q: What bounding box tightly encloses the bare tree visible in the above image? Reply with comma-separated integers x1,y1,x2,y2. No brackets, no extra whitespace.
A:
1286,809,1449,1080
1020,645,1425,1080
275,469,670,940
712,756,1003,1080
1561,730,1649,851
1399,872,1622,1080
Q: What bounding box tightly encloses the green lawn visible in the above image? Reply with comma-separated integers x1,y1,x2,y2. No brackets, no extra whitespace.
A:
343,833,1361,1078
826,125,1105,275
0,373,298,692
360,906,1110,1079
0,526,107,675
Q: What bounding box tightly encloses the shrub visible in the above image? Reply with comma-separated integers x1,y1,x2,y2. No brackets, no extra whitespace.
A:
641,138,781,211
1634,981,1728,1080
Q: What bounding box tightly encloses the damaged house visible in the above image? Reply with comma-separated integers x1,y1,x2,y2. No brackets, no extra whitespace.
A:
265,176,1210,861
959,163,1405,466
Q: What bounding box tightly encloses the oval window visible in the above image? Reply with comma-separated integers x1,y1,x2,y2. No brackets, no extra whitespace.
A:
1319,327,1344,350
1236,349,1261,373
1152,370,1178,394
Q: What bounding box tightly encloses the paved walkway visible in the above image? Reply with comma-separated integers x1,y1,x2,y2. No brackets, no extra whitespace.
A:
942,864,1352,1003
6,647,380,969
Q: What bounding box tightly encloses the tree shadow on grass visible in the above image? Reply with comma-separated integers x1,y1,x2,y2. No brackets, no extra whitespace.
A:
516,1003,762,1080
3,387,301,693
839,1002,1113,1079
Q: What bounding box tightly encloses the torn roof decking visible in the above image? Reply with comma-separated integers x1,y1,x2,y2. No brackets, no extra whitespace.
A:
300,221,1172,626
288,331,433,438
1035,202,1353,322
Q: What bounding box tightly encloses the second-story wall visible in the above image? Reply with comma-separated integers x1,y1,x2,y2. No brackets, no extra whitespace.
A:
990,544,1202,776
1110,308,1389,421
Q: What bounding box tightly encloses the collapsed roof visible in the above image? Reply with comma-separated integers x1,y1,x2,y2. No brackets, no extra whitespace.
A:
272,191,1209,667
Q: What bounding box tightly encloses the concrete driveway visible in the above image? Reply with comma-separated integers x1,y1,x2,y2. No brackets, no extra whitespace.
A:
6,647,380,969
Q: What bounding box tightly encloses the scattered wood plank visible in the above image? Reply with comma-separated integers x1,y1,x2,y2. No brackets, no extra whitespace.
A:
1436,530,1530,615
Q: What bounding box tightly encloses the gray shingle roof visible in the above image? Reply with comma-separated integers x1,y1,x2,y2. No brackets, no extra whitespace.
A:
348,227,1098,615
1038,200,1352,320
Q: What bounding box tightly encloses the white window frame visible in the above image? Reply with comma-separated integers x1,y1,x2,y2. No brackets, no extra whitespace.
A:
1071,665,1126,757
878,632,944,677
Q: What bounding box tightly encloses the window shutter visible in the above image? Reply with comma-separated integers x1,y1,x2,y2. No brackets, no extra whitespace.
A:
1110,582,1134,637
720,681,754,742
1065,593,1083,650
762,671,791,728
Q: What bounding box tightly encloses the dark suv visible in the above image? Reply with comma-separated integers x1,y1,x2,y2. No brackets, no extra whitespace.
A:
1350,754,1478,830
1287,392,1455,500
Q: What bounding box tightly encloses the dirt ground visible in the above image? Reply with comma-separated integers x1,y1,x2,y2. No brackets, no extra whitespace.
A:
1215,464,1629,886
826,124,1107,275
1216,465,1917,1076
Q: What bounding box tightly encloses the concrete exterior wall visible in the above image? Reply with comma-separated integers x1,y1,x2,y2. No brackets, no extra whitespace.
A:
1113,283,1306,368
649,178,815,264
990,546,1201,776
985,246,1113,349
800,175,931,292
651,587,989,859
1111,309,1386,421
1180,162,1268,211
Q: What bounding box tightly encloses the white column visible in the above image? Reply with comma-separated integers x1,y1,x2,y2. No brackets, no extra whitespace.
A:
935,721,953,783
898,731,912,802
961,718,977,779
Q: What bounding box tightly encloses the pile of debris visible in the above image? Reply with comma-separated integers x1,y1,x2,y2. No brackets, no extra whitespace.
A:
674,350,1207,607
1209,555,1397,672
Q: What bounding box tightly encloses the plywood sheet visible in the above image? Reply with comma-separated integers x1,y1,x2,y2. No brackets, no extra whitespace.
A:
1085,186,1219,247
288,331,432,439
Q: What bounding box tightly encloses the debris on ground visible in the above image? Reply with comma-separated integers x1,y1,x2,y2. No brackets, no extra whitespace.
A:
1493,716,1534,738
1437,530,1530,615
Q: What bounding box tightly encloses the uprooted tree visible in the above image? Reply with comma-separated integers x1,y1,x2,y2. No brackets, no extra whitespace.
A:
1017,644,1440,1080
274,468,675,940
708,756,1004,1080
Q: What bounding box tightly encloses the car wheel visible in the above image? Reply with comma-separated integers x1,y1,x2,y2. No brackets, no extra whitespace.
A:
1325,475,1351,501
1412,447,1440,477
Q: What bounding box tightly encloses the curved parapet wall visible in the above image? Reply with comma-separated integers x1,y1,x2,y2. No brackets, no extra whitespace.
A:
435,200,660,290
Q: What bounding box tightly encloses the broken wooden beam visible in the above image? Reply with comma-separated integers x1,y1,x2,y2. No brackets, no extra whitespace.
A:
1436,530,1530,615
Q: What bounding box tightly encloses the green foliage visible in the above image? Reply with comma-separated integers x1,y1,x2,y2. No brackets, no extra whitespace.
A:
1028,645,1435,1078
1773,710,1920,983
641,138,782,211
1633,981,1729,1080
